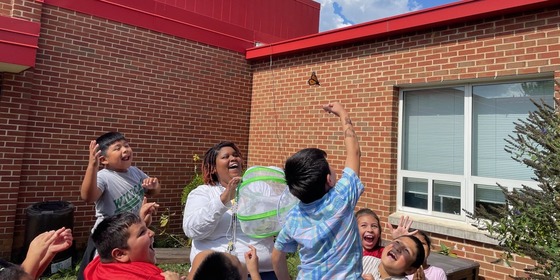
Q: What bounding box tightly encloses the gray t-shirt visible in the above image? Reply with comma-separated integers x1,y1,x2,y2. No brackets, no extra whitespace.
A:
92,166,148,231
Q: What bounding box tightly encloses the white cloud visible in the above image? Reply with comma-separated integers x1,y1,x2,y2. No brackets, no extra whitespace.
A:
316,0,423,32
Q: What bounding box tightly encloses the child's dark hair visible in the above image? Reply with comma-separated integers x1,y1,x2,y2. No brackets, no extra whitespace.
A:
202,141,243,185
96,132,127,156
0,259,31,280
192,252,241,280
91,212,141,261
284,148,330,204
355,208,382,248
415,230,432,254
398,235,425,270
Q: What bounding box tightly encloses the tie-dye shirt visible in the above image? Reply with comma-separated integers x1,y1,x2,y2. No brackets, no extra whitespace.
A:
274,167,364,279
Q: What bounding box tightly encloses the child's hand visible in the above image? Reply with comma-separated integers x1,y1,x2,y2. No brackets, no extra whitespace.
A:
244,245,260,275
88,140,101,168
160,271,186,280
47,228,73,255
142,177,159,190
412,266,425,280
27,227,69,264
323,102,347,117
389,215,418,239
140,197,159,226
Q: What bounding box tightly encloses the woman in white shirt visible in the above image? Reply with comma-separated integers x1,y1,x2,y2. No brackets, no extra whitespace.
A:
182,141,277,280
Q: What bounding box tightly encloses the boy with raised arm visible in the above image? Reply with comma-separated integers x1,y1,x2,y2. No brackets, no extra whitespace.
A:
78,132,160,279
272,102,363,279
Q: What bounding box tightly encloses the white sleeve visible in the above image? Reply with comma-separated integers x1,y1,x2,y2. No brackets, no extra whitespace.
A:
362,256,382,276
182,185,229,240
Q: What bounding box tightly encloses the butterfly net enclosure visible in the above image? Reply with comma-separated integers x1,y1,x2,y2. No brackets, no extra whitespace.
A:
237,166,298,238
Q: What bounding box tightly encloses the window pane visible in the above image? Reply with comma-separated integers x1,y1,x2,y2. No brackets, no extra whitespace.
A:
403,87,464,174
475,184,506,216
403,177,428,210
472,81,554,180
433,180,461,215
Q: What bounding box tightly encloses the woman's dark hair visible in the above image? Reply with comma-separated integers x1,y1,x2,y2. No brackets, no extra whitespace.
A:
202,141,243,185
91,212,142,261
284,148,330,203
192,252,241,280
355,208,382,248
96,132,127,156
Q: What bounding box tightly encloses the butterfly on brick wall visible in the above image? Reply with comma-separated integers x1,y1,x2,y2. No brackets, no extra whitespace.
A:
308,71,320,86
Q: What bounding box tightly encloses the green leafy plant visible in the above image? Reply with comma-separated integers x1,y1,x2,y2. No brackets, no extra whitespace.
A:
466,99,560,279
154,208,190,248
287,251,300,279
181,154,203,206
437,243,457,258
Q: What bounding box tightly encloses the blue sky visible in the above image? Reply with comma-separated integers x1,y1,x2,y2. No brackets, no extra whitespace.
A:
316,0,459,32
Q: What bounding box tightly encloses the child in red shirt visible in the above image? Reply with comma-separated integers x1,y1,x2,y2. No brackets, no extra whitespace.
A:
84,212,183,280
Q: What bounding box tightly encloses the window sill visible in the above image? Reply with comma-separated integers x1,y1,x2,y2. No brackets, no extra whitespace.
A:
388,212,498,245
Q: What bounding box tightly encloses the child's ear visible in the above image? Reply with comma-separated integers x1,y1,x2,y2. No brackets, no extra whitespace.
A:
325,173,335,191
99,155,109,165
328,173,336,187
111,248,130,263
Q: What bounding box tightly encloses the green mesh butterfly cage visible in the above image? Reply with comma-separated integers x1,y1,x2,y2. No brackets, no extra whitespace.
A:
236,166,298,238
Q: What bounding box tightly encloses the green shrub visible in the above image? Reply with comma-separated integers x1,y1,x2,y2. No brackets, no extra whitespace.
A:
467,99,560,279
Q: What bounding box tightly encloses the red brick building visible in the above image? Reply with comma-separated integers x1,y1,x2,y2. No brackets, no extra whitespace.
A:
0,0,319,260
2,0,559,279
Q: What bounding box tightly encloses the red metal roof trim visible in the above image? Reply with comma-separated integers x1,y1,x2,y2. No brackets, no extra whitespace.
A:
0,16,41,71
246,0,559,60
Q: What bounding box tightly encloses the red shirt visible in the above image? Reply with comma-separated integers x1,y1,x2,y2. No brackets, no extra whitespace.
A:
363,246,384,258
84,256,164,280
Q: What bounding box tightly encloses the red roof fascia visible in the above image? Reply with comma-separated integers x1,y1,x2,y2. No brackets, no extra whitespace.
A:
44,0,256,53
0,16,41,68
246,0,559,60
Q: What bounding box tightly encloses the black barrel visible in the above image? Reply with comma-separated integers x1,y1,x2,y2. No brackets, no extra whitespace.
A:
24,201,75,276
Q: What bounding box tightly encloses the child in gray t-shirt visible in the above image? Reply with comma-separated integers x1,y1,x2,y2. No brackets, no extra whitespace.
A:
77,131,161,280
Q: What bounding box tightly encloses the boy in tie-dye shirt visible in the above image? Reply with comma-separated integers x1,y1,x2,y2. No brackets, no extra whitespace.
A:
272,102,364,280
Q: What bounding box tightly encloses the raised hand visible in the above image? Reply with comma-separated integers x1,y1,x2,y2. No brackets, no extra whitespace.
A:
220,177,241,205
140,196,160,226
245,245,260,276
48,228,73,255
142,177,159,190
322,102,347,118
88,140,101,168
389,215,418,239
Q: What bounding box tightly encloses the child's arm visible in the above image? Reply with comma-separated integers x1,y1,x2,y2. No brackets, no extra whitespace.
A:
244,245,261,280
323,102,361,176
272,248,290,280
80,140,103,203
142,177,161,196
21,227,72,279
36,228,73,278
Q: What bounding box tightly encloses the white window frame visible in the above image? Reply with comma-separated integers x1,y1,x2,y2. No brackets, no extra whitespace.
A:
396,78,550,222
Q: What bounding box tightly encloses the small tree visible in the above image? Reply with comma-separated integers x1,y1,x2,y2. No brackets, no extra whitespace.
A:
467,99,560,279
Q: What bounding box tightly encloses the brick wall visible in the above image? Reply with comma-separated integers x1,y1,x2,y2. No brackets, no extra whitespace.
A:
248,7,560,280
0,4,252,259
